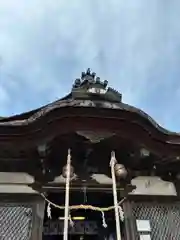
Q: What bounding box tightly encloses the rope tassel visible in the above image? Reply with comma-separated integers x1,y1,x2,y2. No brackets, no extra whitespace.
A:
63,149,71,240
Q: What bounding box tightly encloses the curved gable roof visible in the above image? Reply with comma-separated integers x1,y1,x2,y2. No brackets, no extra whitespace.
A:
0,69,179,151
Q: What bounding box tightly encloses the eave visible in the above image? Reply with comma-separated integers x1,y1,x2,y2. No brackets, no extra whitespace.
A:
0,100,179,157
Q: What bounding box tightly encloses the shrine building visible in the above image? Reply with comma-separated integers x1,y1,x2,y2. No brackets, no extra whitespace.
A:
0,69,180,240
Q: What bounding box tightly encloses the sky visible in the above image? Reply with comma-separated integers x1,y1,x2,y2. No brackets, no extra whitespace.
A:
0,0,180,132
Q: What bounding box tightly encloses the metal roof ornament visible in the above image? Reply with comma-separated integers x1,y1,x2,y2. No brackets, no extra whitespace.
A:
81,68,96,84
72,68,122,102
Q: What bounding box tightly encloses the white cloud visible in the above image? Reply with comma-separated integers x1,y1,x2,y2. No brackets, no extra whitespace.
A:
0,0,180,130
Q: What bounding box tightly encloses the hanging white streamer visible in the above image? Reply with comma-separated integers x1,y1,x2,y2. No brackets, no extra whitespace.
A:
101,211,108,228
47,202,52,219
118,206,124,222
69,214,74,227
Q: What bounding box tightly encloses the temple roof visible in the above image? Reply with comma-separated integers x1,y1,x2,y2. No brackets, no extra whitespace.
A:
0,69,178,136
0,68,122,122
0,69,179,156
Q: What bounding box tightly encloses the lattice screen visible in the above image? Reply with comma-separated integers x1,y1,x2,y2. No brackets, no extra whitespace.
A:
132,202,180,240
0,204,33,240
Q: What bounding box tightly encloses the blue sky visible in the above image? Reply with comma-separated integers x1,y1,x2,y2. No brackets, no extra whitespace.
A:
0,0,180,132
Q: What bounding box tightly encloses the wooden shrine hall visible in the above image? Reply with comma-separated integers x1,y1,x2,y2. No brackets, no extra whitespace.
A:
0,69,180,240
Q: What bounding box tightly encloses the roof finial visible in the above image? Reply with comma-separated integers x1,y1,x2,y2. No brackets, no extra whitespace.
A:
79,68,96,85
81,68,95,80
86,68,91,75
72,69,122,102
